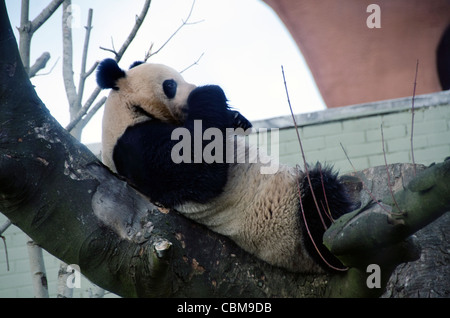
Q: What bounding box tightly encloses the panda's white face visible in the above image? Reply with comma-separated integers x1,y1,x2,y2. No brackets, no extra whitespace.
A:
101,62,196,171
118,63,196,124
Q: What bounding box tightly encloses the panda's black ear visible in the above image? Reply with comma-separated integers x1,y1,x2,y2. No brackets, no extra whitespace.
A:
96,58,126,90
129,61,145,69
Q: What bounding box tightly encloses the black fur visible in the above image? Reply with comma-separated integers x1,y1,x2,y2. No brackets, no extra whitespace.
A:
96,58,126,90
113,85,235,208
298,163,353,271
163,79,177,99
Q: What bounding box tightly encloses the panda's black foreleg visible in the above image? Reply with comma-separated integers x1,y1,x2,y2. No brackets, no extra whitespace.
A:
298,163,354,271
113,119,229,208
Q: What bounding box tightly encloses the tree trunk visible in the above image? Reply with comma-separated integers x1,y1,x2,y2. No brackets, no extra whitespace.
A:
0,1,448,298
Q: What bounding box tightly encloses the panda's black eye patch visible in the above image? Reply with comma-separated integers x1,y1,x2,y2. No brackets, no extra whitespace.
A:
163,79,177,99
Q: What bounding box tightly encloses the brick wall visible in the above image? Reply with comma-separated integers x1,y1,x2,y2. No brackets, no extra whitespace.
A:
0,90,449,297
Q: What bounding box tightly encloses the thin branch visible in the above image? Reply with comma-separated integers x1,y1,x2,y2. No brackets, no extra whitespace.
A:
100,0,151,62
85,61,99,79
65,86,101,132
28,52,50,78
144,43,154,62
71,0,151,134
410,60,419,176
30,0,65,34
1,234,9,271
99,45,117,57
18,0,64,74
180,52,204,73
27,239,49,298
282,66,346,271
340,142,392,214
148,0,202,59
281,66,326,229
62,0,78,117
78,96,107,129
0,219,12,235
75,8,94,114
381,124,403,214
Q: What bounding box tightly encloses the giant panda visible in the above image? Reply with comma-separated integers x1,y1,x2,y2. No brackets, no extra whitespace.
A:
97,58,354,273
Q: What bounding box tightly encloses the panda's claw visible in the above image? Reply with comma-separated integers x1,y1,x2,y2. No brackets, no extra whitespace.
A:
230,110,252,131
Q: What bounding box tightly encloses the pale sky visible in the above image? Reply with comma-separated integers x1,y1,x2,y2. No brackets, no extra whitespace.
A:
5,0,325,144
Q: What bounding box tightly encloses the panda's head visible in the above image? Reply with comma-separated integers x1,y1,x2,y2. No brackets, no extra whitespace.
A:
97,58,196,169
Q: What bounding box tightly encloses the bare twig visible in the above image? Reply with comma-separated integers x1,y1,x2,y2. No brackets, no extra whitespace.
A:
340,142,392,214
147,0,202,59
33,56,60,77
76,8,94,111
78,96,107,129
381,124,403,215
282,66,346,271
27,239,49,297
144,43,154,62
100,0,151,61
99,45,117,57
62,0,78,127
66,86,101,132
410,60,419,176
69,0,151,134
1,234,9,271
281,66,326,229
0,219,12,235
29,51,50,78
85,61,99,78
16,0,63,293
180,52,204,73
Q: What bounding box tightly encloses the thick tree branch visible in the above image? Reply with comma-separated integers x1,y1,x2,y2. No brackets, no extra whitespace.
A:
324,163,449,262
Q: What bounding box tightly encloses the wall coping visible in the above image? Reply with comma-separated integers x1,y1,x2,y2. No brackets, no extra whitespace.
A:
252,90,450,130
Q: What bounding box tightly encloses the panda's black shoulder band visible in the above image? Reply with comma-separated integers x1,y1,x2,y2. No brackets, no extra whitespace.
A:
96,58,126,90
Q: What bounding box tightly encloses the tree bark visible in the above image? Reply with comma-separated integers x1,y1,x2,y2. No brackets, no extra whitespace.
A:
0,1,448,298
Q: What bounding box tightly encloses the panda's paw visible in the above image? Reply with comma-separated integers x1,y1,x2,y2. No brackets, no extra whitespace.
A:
186,85,230,125
230,110,252,131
